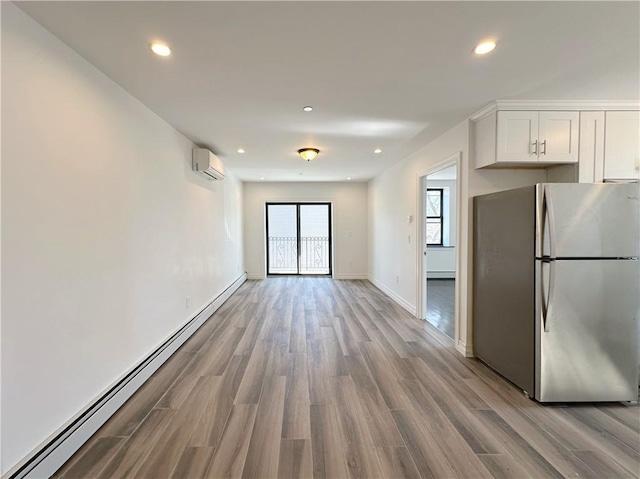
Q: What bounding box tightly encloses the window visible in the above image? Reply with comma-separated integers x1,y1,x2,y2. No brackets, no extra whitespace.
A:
426,188,443,246
265,203,332,275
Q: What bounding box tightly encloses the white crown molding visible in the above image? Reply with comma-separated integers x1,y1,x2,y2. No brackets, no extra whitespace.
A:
470,100,640,122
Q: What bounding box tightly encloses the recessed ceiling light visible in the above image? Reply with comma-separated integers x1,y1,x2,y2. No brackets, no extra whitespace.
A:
303,106,313,112
474,41,496,55
237,148,245,154
374,148,383,154
346,177,352,180
150,42,171,57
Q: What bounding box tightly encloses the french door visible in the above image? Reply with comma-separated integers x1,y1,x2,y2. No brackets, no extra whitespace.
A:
266,203,332,275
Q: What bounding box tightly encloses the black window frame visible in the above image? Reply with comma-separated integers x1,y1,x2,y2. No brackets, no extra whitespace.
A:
426,188,444,247
265,202,333,276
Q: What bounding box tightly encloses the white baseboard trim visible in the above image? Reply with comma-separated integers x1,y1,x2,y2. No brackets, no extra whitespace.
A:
333,273,369,280
5,273,247,479
426,271,456,279
368,277,417,316
247,273,369,280
456,340,474,358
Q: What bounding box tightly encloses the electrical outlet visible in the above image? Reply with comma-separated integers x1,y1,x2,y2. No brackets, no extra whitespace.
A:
396,276,400,284
186,296,190,308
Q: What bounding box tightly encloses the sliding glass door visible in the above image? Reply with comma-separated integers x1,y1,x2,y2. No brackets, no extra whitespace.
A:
266,204,299,274
299,204,331,274
266,203,332,275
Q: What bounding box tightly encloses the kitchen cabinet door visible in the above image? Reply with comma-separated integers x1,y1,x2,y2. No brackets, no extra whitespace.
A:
604,111,640,181
577,111,605,183
496,111,539,163
538,111,579,164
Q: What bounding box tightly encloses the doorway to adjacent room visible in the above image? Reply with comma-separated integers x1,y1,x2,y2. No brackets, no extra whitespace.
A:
417,153,461,340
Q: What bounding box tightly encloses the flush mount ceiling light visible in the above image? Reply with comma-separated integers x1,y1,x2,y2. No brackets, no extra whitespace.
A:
298,148,319,161
474,41,496,55
346,177,352,180
373,148,383,154
150,42,171,56
303,106,313,112
237,148,245,154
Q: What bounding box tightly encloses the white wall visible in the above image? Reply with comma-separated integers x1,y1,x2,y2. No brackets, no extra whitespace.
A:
243,182,367,279
547,163,579,183
1,4,244,474
426,249,456,277
368,119,547,355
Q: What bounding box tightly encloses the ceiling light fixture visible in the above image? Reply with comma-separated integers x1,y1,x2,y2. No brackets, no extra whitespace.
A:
298,148,319,161
237,148,245,154
374,148,383,154
260,177,265,180
150,42,172,56
303,106,313,112
346,177,352,180
474,41,496,55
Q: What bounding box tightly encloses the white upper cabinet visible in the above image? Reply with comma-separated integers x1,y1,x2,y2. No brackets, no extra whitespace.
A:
475,109,579,168
538,112,580,163
496,111,579,165
604,111,640,181
473,102,639,174
496,111,539,163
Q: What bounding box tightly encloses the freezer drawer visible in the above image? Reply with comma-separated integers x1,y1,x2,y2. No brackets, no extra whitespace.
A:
536,259,639,402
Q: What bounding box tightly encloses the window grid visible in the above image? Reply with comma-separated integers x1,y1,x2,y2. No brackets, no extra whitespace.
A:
426,188,443,246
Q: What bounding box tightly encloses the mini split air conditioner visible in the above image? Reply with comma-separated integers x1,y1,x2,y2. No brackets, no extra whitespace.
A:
192,148,226,180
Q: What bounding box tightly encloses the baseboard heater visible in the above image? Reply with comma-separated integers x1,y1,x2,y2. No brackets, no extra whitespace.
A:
5,273,247,479
426,271,456,279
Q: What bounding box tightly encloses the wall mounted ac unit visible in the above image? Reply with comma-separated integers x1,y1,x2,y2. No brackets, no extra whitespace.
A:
192,148,226,180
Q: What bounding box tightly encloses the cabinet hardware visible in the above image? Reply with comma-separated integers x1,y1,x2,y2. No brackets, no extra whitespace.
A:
532,141,538,155
541,140,547,155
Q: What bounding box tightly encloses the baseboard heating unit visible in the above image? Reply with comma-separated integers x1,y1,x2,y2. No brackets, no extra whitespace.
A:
4,273,246,479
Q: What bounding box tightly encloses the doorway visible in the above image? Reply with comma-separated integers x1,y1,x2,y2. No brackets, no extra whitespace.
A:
425,173,456,338
417,153,461,341
265,203,332,275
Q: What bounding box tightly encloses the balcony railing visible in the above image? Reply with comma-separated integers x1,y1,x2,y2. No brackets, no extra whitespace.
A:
268,236,330,274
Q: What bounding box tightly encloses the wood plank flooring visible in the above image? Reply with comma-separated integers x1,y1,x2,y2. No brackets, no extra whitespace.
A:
54,277,639,479
426,279,455,339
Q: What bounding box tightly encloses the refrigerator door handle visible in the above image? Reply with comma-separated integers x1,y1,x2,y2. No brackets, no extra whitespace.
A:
543,185,558,259
541,260,556,332
536,185,544,257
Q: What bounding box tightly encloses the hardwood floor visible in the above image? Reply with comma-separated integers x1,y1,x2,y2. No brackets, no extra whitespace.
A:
426,279,455,339
54,277,639,479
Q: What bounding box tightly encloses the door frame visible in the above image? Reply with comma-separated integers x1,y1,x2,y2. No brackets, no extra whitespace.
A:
265,202,333,276
415,152,462,343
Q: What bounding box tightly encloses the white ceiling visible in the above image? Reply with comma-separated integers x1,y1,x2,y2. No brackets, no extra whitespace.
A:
15,1,640,182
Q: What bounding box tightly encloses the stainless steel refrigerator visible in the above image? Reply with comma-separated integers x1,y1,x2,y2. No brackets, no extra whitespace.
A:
473,183,639,402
